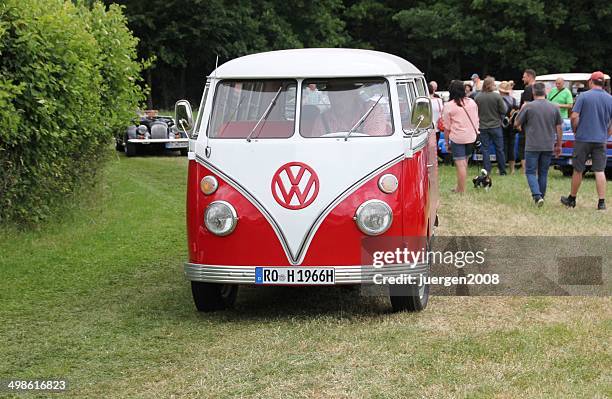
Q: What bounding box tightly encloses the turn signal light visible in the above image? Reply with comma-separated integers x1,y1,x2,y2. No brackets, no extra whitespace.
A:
200,176,218,195
378,174,398,194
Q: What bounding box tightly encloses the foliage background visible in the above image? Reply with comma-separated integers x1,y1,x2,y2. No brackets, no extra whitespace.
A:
108,0,612,108
0,0,144,225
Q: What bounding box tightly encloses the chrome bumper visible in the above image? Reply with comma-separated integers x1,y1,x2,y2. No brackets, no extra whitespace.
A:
184,263,430,285
127,138,188,144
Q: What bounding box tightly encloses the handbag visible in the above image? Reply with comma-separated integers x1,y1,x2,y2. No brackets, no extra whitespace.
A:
461,101,481,148
435,98,445,131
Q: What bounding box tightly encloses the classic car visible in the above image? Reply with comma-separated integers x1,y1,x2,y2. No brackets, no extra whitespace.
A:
115,110,189,156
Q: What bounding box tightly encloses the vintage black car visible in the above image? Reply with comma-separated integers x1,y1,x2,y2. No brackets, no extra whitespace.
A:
115,110,189,156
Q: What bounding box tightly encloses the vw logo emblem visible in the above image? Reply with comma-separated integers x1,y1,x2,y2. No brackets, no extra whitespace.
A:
271,162,319,210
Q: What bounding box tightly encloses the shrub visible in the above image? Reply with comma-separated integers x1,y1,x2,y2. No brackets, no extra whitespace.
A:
0,0,144,226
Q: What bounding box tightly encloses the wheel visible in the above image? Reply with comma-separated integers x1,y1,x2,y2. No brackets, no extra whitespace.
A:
389,278,430,312
442,153,452,165
191,281,238,312
389,239,431,312
561,166,573,177
180,148,188,156
124,140,137,157
115,138,124,152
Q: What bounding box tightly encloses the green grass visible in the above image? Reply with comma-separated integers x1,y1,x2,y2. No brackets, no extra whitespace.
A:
0,155,610,398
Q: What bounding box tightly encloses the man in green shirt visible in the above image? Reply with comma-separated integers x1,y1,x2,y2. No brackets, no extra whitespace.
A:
547,77,573,118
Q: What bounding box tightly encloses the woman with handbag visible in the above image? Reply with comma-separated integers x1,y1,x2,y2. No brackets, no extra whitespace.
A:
442,80,480,193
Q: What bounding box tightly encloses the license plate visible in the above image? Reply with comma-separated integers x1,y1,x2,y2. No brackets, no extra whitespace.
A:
255,267,335,285
166,142,188,149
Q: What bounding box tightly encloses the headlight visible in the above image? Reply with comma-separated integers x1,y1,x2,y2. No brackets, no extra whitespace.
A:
354,199,393,236
200,176,218,195
204,201,237,236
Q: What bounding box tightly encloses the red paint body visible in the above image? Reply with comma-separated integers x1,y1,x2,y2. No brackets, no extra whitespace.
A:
186,134,436,267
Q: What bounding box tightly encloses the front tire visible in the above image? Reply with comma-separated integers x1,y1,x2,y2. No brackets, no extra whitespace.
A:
124,141,137,157
389,237,431,312
191,282,238,312
115,138,124,152
389,279,429,312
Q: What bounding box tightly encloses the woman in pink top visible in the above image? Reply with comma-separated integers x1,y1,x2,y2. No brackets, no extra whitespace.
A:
442,80,479,193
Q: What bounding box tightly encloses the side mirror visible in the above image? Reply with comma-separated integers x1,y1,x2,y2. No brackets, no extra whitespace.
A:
410,96,433,130
175,100,194,135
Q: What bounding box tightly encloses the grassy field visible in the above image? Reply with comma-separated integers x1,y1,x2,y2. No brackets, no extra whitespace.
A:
1,153,610,398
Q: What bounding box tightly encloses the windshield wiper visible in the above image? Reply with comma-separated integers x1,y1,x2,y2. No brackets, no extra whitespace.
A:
218,95,248,138
344,95,383,141
246,87,283,142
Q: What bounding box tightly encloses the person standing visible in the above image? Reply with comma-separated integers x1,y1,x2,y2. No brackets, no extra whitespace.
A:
515,83,562,206
471,73,483,93
464,82,474,97
517,69,537,173
547,77,573,119
429,80,439,95
499,81,519,173
443,80,479,193
520,69,536,106
429,81,444,142
475,77,507,175
561,71,612,210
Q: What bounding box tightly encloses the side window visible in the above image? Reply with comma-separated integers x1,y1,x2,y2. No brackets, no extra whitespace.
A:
396,83,412,130
407,81,417,103
192,82,210,139
416,78,427,97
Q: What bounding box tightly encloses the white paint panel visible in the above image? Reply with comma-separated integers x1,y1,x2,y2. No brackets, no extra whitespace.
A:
211,49,421,78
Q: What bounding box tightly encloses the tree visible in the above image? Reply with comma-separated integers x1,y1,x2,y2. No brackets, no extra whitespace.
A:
110,0,348,108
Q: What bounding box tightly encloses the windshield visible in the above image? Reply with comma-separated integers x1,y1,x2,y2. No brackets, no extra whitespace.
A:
208,80,296,139
300,78,393,138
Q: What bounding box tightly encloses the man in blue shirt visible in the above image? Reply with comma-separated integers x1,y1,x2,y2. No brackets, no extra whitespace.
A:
561,71,612,210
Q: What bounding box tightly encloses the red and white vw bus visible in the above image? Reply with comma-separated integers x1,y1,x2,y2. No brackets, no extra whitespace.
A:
175,49,439,312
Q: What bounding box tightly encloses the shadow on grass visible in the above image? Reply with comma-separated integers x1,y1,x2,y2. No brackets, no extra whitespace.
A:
129,275,394,324
116,146,186,158
226,285,391,319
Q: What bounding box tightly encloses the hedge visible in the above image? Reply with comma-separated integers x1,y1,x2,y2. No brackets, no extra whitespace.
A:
0,0,144,226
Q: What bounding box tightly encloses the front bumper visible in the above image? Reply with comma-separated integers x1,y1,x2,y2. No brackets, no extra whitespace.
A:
184,263,430,285
127,138,188,144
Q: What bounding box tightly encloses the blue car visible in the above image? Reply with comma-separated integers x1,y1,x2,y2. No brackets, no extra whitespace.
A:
551,118,612,177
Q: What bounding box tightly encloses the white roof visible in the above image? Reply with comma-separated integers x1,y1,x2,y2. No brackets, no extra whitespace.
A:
536,73,610,82
210,48,422,79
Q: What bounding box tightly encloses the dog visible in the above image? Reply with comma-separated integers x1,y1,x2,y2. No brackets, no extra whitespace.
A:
473,169,492,190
